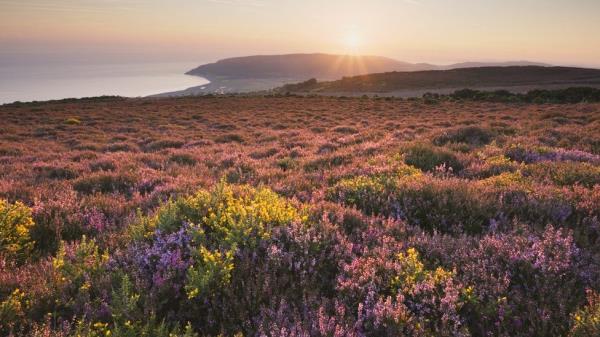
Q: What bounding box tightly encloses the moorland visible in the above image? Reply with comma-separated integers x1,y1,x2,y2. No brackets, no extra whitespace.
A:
1,95,600,336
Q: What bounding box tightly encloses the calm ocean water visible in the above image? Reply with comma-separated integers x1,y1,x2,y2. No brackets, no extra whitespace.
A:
0,62,208,104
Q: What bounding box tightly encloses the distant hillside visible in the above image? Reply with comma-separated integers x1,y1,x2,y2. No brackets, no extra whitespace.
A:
186,53,436,81
439,61,550,70
185,53,549,82
276,66,600,93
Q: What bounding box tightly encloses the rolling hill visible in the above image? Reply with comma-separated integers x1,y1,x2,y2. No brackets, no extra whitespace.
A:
185,53,549,81
186,53,436,81
276,66,600,94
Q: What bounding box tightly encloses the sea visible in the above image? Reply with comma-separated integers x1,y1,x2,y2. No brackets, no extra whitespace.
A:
0,61,209,104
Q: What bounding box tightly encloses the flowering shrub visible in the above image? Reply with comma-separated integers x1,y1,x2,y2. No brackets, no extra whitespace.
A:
570,290,600,337
1,96,599,336
415,226,585,336
0,288,27,334
0,199,35,262
463,155,520,179
326,164,421,215
523,162,600,188
52,236,111,321
506,144,600,165
331,173,495,234
116,225,193,318
331,168,596,236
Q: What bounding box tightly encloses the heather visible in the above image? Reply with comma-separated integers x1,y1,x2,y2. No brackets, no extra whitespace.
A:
1,96,599,336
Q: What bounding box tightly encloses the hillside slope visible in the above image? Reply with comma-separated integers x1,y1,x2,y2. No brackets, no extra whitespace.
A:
186,53,550,81
186,53,436,81
277,66,600,93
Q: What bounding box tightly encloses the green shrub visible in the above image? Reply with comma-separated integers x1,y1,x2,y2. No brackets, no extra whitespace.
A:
169,153,197,166
0,199,35,262
73,173,137,195
0,288,26,334
394,177,494,234
276,157,298,171
332,126,359,134
143,140,185,152
72,316,198,337
33,165,77,180
433,126,495,147
304,154,352,172
51,236,110,319
403,144,463,172
250,148,278,159
214,134,244,144
329,175,389,215
449,87,600,103
466,155,520,179
53,236,108,289
329,172,501,234
89,160,116,172
0,147,22,157
69,275,200,337
523,162,600,188
104,143,137,153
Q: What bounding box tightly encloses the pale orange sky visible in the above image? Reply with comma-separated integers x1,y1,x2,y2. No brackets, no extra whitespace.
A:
1,0,599,67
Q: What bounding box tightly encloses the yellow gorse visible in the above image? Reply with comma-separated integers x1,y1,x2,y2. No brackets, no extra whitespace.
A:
392,247,454,294
183,183,301,301
0,199,35,262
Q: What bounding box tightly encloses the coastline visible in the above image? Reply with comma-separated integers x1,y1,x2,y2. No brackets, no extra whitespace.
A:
151,77,308,97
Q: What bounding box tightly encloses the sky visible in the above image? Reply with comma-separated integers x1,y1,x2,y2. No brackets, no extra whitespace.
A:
1,0,600,67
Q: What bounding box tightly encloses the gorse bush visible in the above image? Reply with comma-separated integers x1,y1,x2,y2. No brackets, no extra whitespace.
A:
52,236,110,321
0,289,27,334
569,290,600,337
0,199,35,263
180,184,300,302
116,183,306,333
142,182,300,237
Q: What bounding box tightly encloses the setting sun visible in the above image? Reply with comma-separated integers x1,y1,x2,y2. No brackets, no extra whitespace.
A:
343,32,362,53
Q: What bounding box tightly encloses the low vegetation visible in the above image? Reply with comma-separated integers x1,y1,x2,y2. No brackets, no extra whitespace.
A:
1,96,599,336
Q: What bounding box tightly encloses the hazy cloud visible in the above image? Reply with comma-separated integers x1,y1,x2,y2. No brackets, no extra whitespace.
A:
205,0,266,7
0,0,142,12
